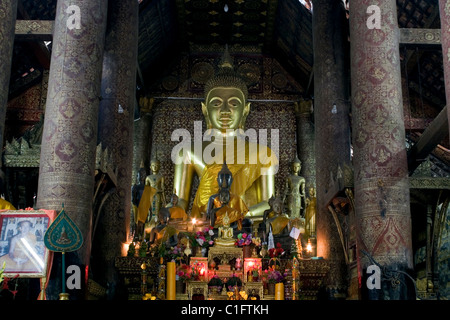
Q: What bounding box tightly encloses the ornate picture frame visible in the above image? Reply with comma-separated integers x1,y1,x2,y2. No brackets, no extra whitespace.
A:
0,210,51,278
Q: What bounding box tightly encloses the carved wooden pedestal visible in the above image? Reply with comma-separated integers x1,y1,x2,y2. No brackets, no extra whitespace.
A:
297,259,330,300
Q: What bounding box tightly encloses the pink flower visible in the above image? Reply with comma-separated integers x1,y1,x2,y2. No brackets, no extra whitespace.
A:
242,233,247,239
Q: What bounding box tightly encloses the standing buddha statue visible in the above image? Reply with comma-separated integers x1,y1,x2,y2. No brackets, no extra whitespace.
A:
283,155,306,219
145,157,166,225
132,164,156,241
304,187,317,238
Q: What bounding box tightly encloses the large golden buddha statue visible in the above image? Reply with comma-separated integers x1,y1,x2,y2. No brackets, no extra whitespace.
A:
172,47,278,220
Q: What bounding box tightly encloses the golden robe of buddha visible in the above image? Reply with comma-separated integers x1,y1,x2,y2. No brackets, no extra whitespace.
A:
264,196,290,235
166,193,187,221
148,208,178,248
132,166,156,240
304,187,317,238
172,46,278,220
212,187,239,247
212,194,246,228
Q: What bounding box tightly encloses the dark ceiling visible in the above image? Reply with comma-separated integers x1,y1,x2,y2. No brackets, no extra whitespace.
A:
136,0,313,93
9,0,445,116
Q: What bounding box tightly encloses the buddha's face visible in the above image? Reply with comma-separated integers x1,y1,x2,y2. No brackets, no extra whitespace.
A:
217,173,232,189
292,162,301,174
219,190,230,204
158,209,169,224
273,200,282,214
202,87,250,132
150,161,160,173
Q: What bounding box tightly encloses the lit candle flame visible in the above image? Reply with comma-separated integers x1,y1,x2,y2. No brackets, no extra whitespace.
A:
306,239,313,253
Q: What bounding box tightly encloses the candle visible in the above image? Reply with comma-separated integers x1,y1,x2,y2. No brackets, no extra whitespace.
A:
275,283,284,300
166,261,176,300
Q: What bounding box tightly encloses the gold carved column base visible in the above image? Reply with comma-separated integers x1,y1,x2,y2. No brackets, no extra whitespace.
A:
187,281,208,300
244,282,264,299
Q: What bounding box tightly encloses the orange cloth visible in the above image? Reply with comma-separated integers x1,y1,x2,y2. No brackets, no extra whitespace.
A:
168,206,187,221
136,185,156,223
267,210,290,235
212,194,248,229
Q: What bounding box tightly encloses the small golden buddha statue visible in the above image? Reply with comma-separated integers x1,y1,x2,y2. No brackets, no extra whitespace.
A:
304,187,317,238
172,46,278,220
148,207,178,248
283,155,306,219
165,192,187,221
214,189,238,247
264,195,290,235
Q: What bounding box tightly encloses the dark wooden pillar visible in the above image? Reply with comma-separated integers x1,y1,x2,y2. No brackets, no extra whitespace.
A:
37,0,108,299
312,0,351,298
0,0,18,156
95,0,139,299
294,99,316,193
439,0,450,141
350,0,414,299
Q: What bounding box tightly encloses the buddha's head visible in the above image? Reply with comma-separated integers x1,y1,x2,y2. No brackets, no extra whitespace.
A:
158,208,170,224
217,161,233,189
171,193,179,205
202,46,250,133
292,156,301,175
272,196,283,214
150,158,160,174
218,188,230,205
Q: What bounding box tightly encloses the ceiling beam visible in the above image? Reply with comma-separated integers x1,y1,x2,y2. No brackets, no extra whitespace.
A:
14,20,53,41
399,28,441,47
15,0,53,70
408,105,449,174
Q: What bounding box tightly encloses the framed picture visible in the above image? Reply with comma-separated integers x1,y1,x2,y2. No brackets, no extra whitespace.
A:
0,210,51,278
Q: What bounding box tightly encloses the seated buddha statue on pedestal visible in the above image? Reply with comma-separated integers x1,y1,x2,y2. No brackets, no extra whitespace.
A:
213,188,238,247
148,207,178,249
166,192,188,221
263,195,290,236
172,45,279,222
206,161,247,230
